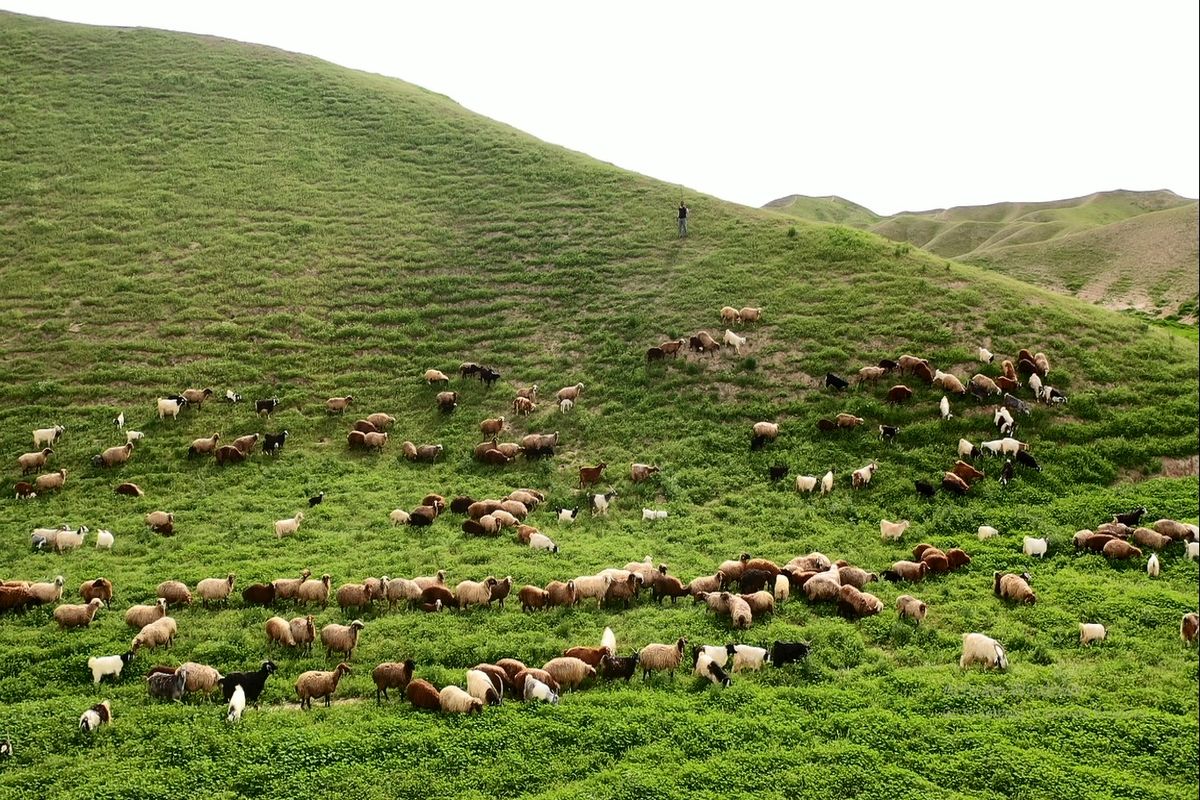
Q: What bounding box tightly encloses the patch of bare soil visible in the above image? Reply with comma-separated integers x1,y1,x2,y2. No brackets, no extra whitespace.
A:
1161,455,1199,477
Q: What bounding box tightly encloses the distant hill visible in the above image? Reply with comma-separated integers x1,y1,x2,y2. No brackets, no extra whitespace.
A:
766,190,1199,322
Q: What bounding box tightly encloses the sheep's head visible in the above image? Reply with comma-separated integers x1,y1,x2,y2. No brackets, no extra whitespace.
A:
350,620,365,631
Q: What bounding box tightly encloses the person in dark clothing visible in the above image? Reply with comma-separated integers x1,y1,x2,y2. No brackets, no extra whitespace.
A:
678,201,689,237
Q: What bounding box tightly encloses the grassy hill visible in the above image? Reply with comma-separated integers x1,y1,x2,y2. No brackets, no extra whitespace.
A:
766,192,1199,322
1,12,1198,800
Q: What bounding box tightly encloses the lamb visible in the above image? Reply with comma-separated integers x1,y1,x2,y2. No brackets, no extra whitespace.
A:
157,397,187,419
993,572,1036,604
879,424,900,443
723,329,747,354
18,448,53,475
226,685,246,723
196,574,236,605
79,700,113,733
88,651,135,684
939,396,952,420
977,525,999,540
297,574,333,606
131,617,177,652
851,462,878,489
837,584,884,619
773,574,790,604
32,425,65,448
218,660,276,707
289,616,316,655
455,577,498,610
33,469,67,493
751,421,780,449
960,633,1008,670
1022,537,1048,558
54,598,104,629
1182,613,1199,644
542,657,597,690
296,663,352,709
93,528,115,549
1033,352,1050,376
125,598,168,629
321,620,365,659
896,594,927,622
27,576,64,605
273,513,305,539
880,519,910,540
638,637,687,680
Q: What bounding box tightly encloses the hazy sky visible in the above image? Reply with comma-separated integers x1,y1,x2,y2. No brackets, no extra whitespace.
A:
4,1,1197,214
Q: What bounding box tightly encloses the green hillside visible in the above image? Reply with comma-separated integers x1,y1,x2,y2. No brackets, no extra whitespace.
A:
1,13,1198,800
767,191,1199,322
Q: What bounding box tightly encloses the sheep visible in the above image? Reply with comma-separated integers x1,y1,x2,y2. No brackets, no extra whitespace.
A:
736,306,763,324
727,594,753,629
263,616,297,649
27,576,65,605
365,660,417,705
603,574,642,609
18,448,54,475
642,508,669,521
15,481,36,499
402,442,443,462
1188,542,1200,562
723,329,747,354
883,561,927,584
1034,352,1050,376
942,472,971,495
1079,623,1107,646
217,661,277,708
542,657,596,690
771,641,811,667
1182,613,1199,645
1103,540,1142,561
518,585,551,612
1022,537,1048,558
1150,519,1193,541
851,462,877,489
32,425,65,448
157,397,187,419
271,569,311,602
556,382,585,402
321,620,365,659
837,584,884,620
639,638,687,680
324,395,354,414
124,598,168,630
564,646,609,667
131,617,177,652
336,582,378,612
404,678,442,711
196,574,236,606
835,414,864,429
969,375,1000,396
527,532,558,553
960,633,1008,670
288,616,316,655
79,700,113,733
52,526,85,553
958,439,979,460
857,366,887,385
740,590,775,617
880,519,910,540
296,662,352,710
896,594,927,622
579,463,608,488
590,490,617,515
1132,528,1171,551
88,651,134,685
720,306,739,324
993,571,1036,604
176,662,223,697
821,470,834,494
413,570,447,592
225,685,246,723
465,669,502,707
523,676,560,704
836,565,877,589
630,463,661,484
0,586,34,612
939,396,952,420
886,385,914,404
54,598,104,629
297,574,333,607
751,422,780,450
512,668,561,698
572,574,613,607
730,644,769,672
978,347,995,363
546,580,578,607
452,577,496,610
273,513,305,539
33,469,67,493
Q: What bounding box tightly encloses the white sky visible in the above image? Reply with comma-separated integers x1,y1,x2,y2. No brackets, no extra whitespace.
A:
3,1,1198,214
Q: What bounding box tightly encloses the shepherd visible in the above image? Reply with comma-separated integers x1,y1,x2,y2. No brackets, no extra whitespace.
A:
678,200,689,237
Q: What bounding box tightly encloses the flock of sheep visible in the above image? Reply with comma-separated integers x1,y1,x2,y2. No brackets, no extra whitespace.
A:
3,307,1198,742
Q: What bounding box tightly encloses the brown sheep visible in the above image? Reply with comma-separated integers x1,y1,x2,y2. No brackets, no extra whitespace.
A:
115,482,144,497
835,414,864,429
1103,539,1142,560
946,548,972,570
885,385,913,404
512,396,535,416
952,460,985,483
884,561,928,583
405,678,441,711
326,395,354,414
436,392,458,412
942,472,970,495
659,339,686,357
187,434,221,457
993,571,1036,604
646,346,666,362
214,446,246,465
545,580,577,607
480,417,506,437
970,374,1000,396
556,383,585,402
352,419,378,434
18,448,53,475
33,469,67,492
181,388,214,409
519,585,550,612
995,375,1021,393
1131,527,1171,551
897,355,925,374
1183,613,1199,645
837,584,883,619
512,668,561,697
372,660,416,704
911,361,935,384
603,574,642,608
630,463,661,483
366,413,396,429
230,433,259,454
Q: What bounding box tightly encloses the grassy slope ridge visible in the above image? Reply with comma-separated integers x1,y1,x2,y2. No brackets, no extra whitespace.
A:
766,191,1200,321
0,13,1197,800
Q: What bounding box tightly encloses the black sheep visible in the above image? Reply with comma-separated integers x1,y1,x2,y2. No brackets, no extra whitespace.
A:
255,398,280,416
241,583,276,606
1015,450,1041,472
768,464,788,481
824,373,849,390
307,491,324,507
598,653,639,681
1114,506,1147,527
914,479,936,499
263,430,289,456
770,641,811,667
219,660,277,707
739,569,772,594
999,459,1015,487
879,425,900,443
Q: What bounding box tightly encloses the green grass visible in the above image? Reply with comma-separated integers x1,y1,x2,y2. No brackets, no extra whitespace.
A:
766,191,1199,322
0,12,1198,800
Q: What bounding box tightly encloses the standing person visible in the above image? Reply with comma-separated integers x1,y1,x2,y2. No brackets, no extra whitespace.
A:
678,201,689,238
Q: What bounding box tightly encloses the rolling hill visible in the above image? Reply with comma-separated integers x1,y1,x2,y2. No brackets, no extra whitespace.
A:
766,191,1199,322
1,12,1197,800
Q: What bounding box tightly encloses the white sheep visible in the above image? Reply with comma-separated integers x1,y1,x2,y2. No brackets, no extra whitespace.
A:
95,529,114,550
773,574,789,603
274,512,305,539
79,700,112,733
939,396,952,420
851,463,877,489
571,574,612,607
156,397,185,420
226,685,246,723
960,633,1008,670
980,439,1004,456
1079,623,1107,646
32,425,65,448
1186,542,1199,561
524,676,559,704
1028,372,1043,398
559,398,574,414
820,470,833,494
794,475,817,493
125,430,145,445
1022,537,1048,557
723,329,747,355
591,493,615,516
601,627,616,655
1146,553,1160,577
54,527,85,552
467,669,502,706
978,525,999,540
440,685,484,714
731,644,768,672
641,508,668,521
87,652,134,685
529,533,558,552
994,407,1014,429
880,519,910,540
1000,437,1027,456
978,347,994,363
958,438,977,459
389,509,410,526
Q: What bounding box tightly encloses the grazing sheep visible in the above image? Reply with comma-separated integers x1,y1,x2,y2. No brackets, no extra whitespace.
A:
79,700,113,733
837,585,883,619
1079,623,1107,646
88,651,135,685
523,676,560,704
1132,528,1171,551
18,448,54,475
883,561,927,584
960,633,1008,670
466,669,501,707
156,397,187,420
857,366,887,385
545,580,577,607
297,574,333,607
1022,537,1048,558
571,575,613,608
639,638,687,680
1103,540,1142,560
993,572,1036,604
187,434,221,458
274,513,305,539
851,462,878,489
176,662,223,697
125,598,168,629
1182,613,1199,644
196,574,236,605
33,469,67,493
131,617,177,652
720,306,739,324
27,576,64,605
880,519,910,540
738,306,763,323
542,657,596,690
226,685,246,723
1187,542,1199,561
93,528,115,549
321,620,365,659
265,616,296,649
836,414,864,429
821,470,834,494
287,616,316,655
723,329,747,354
598,653,640,682
32,425,65,448
970,374,1001,397
402,442,443,462
55,598,104,629
942,472,971,495
1151,519,1195,541
896,594,927,622
456,577,498,610
401,678,441,711
770,641,811,667
14,481,36,499
296,663,352,710
694,653,732,687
